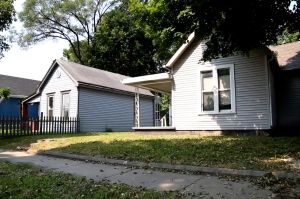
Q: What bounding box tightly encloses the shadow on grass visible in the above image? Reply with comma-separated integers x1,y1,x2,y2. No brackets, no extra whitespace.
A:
1,133,299,171
0,132,118,150
32,135,300,171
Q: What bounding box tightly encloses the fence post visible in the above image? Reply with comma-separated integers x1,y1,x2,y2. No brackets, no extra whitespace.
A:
76,115,80,133
0,116,3,137
39,112,43,134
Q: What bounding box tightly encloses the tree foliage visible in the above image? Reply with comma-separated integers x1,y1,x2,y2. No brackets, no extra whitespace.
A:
277,29,300,45
130,0,300,61
19,0,117,64
128,0,192,63
20,0,300,75
0,88,10,99
0,0,15,58
64,2,158,76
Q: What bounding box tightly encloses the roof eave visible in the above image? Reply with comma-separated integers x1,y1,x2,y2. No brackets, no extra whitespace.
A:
122,73,172,85
22,93,40,103
165,32,196,68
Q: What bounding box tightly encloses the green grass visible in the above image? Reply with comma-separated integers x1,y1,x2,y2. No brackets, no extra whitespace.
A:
0,161,180,199
0,132,299,171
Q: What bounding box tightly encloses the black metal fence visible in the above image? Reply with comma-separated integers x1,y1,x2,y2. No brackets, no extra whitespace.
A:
0,116,79,138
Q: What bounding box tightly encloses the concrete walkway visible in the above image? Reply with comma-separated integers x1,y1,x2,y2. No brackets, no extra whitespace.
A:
0,150,272,199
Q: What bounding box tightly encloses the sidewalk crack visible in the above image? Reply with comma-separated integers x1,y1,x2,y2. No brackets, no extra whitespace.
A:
180,178,201,191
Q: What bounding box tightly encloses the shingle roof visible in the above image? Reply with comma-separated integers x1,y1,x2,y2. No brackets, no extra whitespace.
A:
0,74,40,97
269,41,300,70
56,59,153,96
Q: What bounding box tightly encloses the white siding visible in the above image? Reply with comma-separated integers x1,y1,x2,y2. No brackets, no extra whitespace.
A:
78,88,154,132
172,40,271,130
40,67,78,117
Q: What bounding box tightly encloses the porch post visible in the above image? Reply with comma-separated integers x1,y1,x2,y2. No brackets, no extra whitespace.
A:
134,88,140,127
154,92,161,126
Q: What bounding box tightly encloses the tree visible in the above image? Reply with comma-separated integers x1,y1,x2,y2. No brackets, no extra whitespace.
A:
0,88,10,99
277,29,300,45
64,2,158,76
128,0,192,64
19,0,118,64
0,0,15,58
130,0,300,61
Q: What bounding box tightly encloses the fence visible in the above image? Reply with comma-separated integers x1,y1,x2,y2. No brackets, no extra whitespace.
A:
0,116,79,138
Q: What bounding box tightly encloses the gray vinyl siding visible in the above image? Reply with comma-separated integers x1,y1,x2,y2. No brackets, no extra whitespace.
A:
140,98,154,127
78,88,154,132
40,67,78,117
172,40,271,130
277,72,300,128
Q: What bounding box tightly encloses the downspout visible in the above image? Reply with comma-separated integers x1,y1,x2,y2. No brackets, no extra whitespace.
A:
267,54,276,130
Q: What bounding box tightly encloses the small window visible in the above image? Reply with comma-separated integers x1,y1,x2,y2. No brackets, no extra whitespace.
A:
218,68,231,110
61,92,70,118
201,71,214,111
47,94,54,117
200,64,235,114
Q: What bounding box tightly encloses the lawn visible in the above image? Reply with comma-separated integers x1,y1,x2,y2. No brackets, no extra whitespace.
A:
0,132,299,171
0,161,180,199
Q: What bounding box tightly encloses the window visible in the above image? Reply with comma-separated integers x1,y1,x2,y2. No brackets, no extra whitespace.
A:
201,71,214,111
199,64,235,114
61,92,70,118
47,94,54,117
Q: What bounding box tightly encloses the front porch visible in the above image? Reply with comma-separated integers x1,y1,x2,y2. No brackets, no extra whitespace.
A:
122,73,175,131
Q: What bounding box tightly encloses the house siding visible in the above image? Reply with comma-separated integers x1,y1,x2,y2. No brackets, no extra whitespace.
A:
0,98,22,117
172,40,271,130
277,72,300,128
140,98,154,127
39,67,78,117
78,88,154,132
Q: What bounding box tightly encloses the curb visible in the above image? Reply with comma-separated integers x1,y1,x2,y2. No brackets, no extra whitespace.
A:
38,151,300,180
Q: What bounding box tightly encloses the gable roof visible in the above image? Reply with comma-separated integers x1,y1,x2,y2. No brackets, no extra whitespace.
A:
166,32,300,71
0,74,40,98
35,59,153,96
269,41,300,70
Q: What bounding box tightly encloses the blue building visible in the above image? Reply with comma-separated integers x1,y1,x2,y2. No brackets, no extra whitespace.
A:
0,74,40,118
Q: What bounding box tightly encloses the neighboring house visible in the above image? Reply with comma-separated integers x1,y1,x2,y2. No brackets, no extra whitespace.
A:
24,59,154,132
0,74,40,118
270,41,300,129
123,33,296,132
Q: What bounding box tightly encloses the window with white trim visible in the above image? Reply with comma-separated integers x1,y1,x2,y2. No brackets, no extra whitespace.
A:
47,94,54,117
61,92,70,118
199,64,235,114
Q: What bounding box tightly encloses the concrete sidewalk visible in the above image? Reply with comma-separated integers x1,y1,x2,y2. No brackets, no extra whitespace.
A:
0,150,272,199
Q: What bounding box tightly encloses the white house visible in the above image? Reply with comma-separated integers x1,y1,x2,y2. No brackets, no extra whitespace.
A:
123,33,283,132
25,59,154,132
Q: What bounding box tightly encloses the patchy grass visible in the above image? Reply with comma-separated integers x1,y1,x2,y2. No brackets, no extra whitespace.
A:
0,161,180,199
0,132,299,171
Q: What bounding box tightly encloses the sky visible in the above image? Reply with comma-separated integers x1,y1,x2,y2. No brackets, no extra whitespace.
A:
0,0,69,81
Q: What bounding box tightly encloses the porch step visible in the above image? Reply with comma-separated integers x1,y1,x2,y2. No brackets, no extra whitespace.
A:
132,126,176,131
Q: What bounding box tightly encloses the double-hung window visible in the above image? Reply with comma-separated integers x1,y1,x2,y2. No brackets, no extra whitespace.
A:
47,94,54,117
61,92,70,118
199,64,235,114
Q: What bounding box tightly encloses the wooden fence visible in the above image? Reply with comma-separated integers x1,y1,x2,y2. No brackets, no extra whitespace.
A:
0,116,79,138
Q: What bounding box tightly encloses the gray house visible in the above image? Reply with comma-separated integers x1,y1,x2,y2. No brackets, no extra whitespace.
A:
270,41,300,130
25,59,154,132
123,33,297,132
